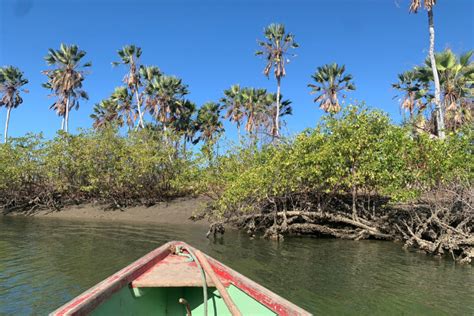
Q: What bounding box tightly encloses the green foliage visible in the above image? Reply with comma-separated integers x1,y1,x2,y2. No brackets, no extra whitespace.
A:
1,104,471,217
42,43,91,119
256,23,298,79
91,86,136,130
0,129,198,209
308,63,355,114
204,105,473,217
143,75,190,129
113,45,142,67
0,134,45,204
0,65,29,142
0,66,29,109
394,49,474,134
194,102,223,158
220,85,291,141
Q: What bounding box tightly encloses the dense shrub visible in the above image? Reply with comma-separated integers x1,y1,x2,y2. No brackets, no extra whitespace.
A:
0,128,198,210
199,106,473,262
204,106,472,218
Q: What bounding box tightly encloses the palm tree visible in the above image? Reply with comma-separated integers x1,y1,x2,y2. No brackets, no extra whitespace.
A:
0,66,28,142
194,102,224,158
171,99,197,155
112,45,145,129
241,87,268,136
91,99,122,130
91,86,138,131
110,86,136,130
43,43,91,133
392,69,433,134
256,23,298,139
221,84,245,139
262,93,292,137
419,49,474,132
139,65,161,84
172,99,196,135
143,75,189,132
392,70,427,119
308,63,355,114
409,0,445,138
221,85,292,141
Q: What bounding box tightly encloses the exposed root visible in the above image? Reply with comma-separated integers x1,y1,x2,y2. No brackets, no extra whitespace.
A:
207,187,473,264
206,222,225,239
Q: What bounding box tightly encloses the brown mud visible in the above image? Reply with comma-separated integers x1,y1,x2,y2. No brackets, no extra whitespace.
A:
2,197,209,226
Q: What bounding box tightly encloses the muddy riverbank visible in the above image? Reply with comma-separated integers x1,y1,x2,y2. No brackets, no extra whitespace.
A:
2,197,209,226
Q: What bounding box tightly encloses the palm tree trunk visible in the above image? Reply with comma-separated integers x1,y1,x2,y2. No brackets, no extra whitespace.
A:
61,117,65,131
134,85,145,129
409,107,416,136
274,76,281,140
237,124,241,144
428,8,445,139
4,107,11,143
65,96,70,133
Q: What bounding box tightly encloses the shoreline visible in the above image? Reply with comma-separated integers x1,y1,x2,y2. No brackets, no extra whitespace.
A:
2,197,209,227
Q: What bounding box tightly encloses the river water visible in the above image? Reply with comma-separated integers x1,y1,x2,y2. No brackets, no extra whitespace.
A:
0,216,472,315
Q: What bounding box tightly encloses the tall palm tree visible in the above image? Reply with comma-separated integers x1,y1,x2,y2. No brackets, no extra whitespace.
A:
241,87,292,141
43,43,90,133
392,70,427,119
392,70,433,134
139,65,161,84
110,86,136,130
409,0,445,138
112,45,145,129
241,87,268,136
171,99,196,136
256,23,298,139
262,92,292,137
221,84,245,139
91,86,137,131
143,75,189,132
171,99,197,155
194,102,224,158
0,66,28,142
90,99,122,130
419,49,474,131
308,63,355,114
221,86,292,141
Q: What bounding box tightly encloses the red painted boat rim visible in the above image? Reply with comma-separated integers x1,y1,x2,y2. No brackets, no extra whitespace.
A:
50,241,312,316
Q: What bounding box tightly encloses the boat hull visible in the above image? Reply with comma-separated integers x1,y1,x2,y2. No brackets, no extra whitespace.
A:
91,284,278,315
50,241,311,315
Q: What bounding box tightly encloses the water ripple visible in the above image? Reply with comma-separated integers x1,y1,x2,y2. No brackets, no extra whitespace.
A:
0,216,473,315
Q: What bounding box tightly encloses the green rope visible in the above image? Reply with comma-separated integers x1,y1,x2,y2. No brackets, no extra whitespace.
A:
176,245,208,316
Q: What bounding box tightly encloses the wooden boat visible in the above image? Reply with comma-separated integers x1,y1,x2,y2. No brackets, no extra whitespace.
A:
50,241,311,316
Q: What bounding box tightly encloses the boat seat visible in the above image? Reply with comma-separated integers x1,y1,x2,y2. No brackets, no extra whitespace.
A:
131,254,217,288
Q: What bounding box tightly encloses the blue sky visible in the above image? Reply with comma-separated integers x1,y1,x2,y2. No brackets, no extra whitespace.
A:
1,0,473,140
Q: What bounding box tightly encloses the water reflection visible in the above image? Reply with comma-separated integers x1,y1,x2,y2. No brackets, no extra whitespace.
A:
0,216,473,315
